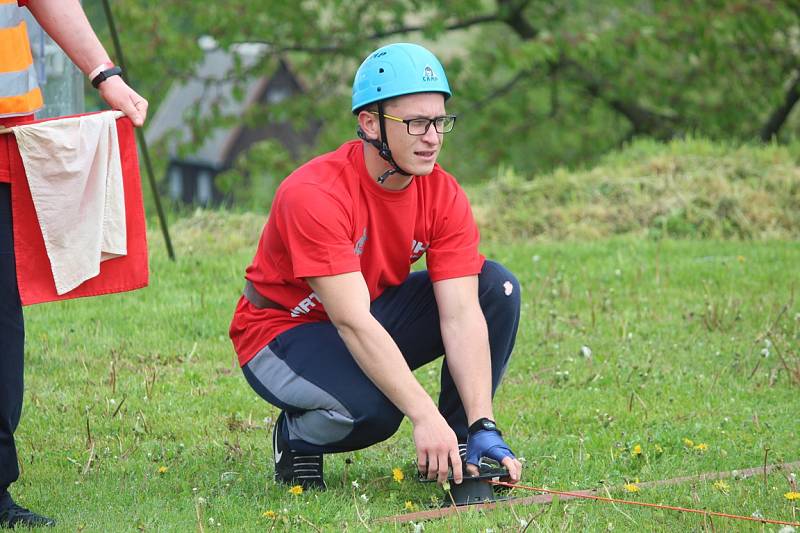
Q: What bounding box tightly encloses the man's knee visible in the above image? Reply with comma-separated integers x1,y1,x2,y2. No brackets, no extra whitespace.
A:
347,401,404,448
478,260,521,314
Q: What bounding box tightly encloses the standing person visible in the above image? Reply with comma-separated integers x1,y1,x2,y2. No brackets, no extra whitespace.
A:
1,0,147,527
230,42,523,490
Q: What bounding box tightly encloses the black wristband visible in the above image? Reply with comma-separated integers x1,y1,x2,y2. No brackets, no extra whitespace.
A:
91,66,123,89
468,417,500,435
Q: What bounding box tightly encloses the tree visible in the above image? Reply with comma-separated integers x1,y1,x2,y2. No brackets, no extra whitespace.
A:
86,0,800,192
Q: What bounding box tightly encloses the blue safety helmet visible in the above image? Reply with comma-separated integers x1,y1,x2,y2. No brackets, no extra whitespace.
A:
351,43,451,114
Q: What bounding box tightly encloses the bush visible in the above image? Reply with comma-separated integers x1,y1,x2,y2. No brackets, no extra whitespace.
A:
469,137,800,241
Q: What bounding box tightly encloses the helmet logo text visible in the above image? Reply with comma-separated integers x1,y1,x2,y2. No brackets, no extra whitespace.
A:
423,65,438,82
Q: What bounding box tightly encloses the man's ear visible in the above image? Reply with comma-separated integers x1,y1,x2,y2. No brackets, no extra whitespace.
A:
357,110,380,141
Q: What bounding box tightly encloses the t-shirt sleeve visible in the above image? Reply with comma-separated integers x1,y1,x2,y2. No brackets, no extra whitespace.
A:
426,181,484,282
17,1,28,7
275,183,361,279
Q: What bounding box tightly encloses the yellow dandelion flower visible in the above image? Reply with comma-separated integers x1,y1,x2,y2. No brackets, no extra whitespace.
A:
737,256,745,263
655,444,664,454
683,438,694,447
158,466,168,474
785,491,800,500
392,467,405,483
623,483,639,493
713,480,730,493
404,501,416,511
631,444,642,456
262,510,277,518
289,485,303,495
694,443,708,452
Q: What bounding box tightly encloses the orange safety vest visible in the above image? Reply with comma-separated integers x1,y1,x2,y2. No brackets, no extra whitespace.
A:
0,0,43,117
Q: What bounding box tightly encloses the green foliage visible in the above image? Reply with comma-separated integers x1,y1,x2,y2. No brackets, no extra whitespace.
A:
470,137,800,241
84,0,800,188
215,139,295,210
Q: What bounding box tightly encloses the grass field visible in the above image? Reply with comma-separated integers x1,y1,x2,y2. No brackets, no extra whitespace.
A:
12,209,800,532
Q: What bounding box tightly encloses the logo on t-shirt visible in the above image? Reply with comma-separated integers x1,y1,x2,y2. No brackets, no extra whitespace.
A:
290,291,321,318
354,227,367,256
410,239,429,261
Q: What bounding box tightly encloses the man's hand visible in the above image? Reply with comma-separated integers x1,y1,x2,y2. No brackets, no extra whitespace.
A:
465,429,523,482
98,76,148,127
413,413,463,485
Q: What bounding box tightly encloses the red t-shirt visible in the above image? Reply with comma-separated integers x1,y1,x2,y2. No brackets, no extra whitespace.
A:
229,140,485,366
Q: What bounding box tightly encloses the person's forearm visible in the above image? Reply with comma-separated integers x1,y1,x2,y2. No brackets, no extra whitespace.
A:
336,316,439,424
26,0,111,76
440,305,494,425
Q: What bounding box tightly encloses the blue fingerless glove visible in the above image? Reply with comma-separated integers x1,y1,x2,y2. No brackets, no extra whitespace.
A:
465,428,516,466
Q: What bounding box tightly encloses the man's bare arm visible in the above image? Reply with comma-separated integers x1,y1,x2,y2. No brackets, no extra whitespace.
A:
307,272,463,484
25,0,148,126
433,275,522,482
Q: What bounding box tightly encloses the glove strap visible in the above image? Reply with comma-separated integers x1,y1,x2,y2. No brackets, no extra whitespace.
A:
468,417,501,436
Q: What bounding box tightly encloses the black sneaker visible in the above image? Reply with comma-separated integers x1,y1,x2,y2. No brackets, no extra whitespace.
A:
273,412,325,490
0,499,55,529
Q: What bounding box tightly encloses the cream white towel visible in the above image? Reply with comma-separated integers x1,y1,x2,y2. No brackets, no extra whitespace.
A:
12,110,127,295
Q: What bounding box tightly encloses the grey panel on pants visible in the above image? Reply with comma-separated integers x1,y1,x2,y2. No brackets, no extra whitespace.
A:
248,345,354,446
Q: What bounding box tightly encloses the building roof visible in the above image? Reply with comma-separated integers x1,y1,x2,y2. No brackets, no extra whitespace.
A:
145,42,273,168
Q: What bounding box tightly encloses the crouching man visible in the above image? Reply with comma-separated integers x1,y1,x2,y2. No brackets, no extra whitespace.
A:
229,43,523,489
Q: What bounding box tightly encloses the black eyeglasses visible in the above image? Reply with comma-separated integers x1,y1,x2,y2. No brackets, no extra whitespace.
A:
370,111,457,135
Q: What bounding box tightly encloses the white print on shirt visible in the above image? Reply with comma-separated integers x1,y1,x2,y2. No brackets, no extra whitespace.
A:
290,291,321,317
354,227,367,256
410,239,429,261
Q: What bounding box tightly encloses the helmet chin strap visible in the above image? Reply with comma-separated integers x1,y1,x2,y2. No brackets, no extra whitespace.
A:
356,101,412,184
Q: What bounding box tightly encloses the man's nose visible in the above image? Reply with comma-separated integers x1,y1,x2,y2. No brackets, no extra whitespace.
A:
422,122,441,144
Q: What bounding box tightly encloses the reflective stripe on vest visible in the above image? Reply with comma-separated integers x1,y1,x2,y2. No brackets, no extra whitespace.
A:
0,2,43,117
0,63,37,97
0,2,23,27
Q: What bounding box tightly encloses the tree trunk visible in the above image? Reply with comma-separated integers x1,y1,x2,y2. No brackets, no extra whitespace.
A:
759,69,800,142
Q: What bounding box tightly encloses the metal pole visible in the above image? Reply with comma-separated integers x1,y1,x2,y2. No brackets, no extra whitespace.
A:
100,0,175,261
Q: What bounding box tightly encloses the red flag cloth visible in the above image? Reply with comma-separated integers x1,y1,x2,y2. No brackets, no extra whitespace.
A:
8,112,148,305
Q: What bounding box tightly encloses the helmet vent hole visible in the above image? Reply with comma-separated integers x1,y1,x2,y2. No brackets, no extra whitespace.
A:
379,68,384,73
377,87,381,92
